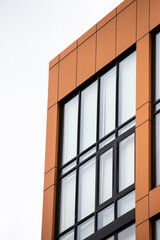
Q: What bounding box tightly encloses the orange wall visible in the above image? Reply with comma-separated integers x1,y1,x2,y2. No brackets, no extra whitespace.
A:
41,0,160,239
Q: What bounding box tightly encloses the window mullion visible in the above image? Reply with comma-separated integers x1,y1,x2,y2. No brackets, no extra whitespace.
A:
75,92,81,240
55,104,64,239
95,76,100,232
152,33,156,189
114,61,119,222
115,62,119,135
96,76,100,142
113,140,117,221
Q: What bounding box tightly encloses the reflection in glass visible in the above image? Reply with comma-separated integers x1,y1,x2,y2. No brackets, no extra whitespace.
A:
60,171,76,233
78,157,96,220
118,51,136,125
80,81,97,152
156,33,160,101
99,134,115,149
99,67,116,138
117,190,135,217
119,134,134,192
98,204,114,230
60,230,74,240
156,114,160,186
155,219,160,239
79,147,96,163
99,149,113,204
118,224,135,240
62,96,78,165
77,217,94,240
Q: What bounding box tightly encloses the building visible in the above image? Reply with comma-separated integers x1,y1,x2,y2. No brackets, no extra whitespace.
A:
41,0,160,239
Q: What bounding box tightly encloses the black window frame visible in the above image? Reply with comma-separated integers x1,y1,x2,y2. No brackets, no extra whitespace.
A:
151,26,160,189
55,45,136,240
152,213,160,240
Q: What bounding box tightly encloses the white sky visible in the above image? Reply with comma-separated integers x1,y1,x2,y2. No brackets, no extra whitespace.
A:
0,0,123,239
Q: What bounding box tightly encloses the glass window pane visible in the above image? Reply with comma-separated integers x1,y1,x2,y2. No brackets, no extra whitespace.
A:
117,190,135,217
156,113,160,186
99,67,116,138
118,119,135,136
119,134,135,192
80,81,97,152
99,134,115,149
60,230,74,240
62,160,76,175
99,149,113,204
62,96,78,165
118,224,135,240
106,237,114,240
79,147,96,163
118,51,136,125
98,204,114,230
60,171,76,233
155,219,160,239
77,217,94,240
155,102,160,112
78,157,96,220
156,33,160,101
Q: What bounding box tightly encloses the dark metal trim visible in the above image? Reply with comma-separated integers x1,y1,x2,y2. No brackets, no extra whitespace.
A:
85,210,135,240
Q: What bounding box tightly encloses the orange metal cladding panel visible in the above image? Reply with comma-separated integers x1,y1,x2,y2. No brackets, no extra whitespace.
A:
45,104,59,173
48,64,58,109
137,0,149,40
77,34,96,86
149,185,160,218
117,0,135,13
117,1,136,56
136,195,149,226
58,49,77,101
136,220,152,240
136,121,151,201
78,25,96,46
136,34,151,109
60,40,77,60
49,55,59,69
41,185,56,240
150,0,160,31
136,102,151,128
96,18,116,72
97,8,116,30
44,168,57,191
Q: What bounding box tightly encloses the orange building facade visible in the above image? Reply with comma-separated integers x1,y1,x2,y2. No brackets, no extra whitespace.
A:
41,0,160,239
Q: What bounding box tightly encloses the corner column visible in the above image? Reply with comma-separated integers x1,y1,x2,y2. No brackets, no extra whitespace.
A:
41,54,59,240
135,33,152,239
41,103,59,240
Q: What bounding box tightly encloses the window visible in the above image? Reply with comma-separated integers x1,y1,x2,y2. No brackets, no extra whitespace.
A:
155,219,160,240
152,31,160,188
117,224,135,240
99,223,135,240
56,50,136,240
153,216,160,240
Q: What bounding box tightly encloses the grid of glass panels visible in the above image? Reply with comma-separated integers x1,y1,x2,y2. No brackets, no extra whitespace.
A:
117,224,135,240
57,50,136,240
105,223,135,240
152,32,160,187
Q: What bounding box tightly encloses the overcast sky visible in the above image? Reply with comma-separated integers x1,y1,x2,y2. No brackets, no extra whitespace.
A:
0,0,123,239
